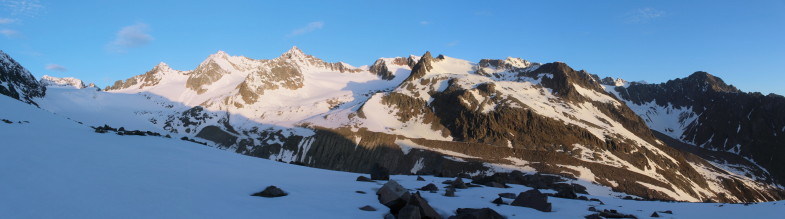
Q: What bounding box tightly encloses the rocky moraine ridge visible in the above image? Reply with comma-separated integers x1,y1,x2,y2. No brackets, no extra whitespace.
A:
2,47,784,204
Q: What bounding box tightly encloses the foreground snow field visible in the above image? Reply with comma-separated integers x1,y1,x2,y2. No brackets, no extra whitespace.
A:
1,95,783,218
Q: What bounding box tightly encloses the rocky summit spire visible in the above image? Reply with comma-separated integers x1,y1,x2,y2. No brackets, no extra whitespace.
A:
402,51,434,83
280,46,307,59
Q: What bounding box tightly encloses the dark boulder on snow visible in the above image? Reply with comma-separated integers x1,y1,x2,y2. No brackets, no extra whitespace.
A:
451,177,468,189
599,209,637,218
420,183,439,192
417,176,426,181
377,180,411,214
448,208,504,219
491,197,506,206
445,187,456,197
407,191,442,219
359,205,377,211
356,175,373,182
553,187,578,199
584,213,603,219
511,189,552,212
251,186,287,197
398,205,421,219
498,193,516,199
370,163,390,180
651,212,660,217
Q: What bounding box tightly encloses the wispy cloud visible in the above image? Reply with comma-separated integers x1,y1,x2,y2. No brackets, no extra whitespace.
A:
1,0,43,17
446,40,459,47
0,29,19,38
286,21,324,37
107,23,153,53
45,64,67,72
0,18,14,24
625,8,665,24
419,21,430,25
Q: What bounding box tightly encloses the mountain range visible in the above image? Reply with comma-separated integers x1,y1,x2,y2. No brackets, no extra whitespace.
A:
1,47,784,204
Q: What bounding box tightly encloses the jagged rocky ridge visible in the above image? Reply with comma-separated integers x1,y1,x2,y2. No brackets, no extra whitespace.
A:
0,50,45,105
2,48,783,203
608,72,785,188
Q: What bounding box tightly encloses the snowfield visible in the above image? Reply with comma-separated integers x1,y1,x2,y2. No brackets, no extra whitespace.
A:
1,95,784,218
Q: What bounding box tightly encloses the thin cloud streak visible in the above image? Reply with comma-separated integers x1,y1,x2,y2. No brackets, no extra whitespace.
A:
1,0,43,17
286,21,324,37
0,29,19,38
107,23,154,53
45,64,67,72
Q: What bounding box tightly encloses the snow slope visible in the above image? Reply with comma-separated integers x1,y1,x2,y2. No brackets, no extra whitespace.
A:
2,95,784,218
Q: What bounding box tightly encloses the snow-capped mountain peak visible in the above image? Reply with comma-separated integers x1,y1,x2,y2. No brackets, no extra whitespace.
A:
281,46,306,59
39,75,87,89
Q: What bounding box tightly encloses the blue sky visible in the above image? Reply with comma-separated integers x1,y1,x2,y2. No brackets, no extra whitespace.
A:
1,0,784,95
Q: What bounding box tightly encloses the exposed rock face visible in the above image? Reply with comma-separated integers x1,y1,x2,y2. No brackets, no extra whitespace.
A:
0,51,45,105
370,57,418,80
371,163,391,180
186,52,238,94
106,62,184,91
613,71,785,186
237,60,303,104
403,51,434,83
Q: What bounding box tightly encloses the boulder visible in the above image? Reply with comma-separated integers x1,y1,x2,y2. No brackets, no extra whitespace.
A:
451,178,469,189
445,188,456,197
553,183,588,195
398,205,421,219
359,205,377,211
417,176,426,181
584,214,603,219
420,183,439,192
511,189,552,212
407,191,442,219
599,209,637,218
554,188,578,199
448,208,504,219
498,193,516,199
377,180,411,214
356,176,373,182
370,163,390,180
251,186,287,198
491,197,506,205
651,212,660,217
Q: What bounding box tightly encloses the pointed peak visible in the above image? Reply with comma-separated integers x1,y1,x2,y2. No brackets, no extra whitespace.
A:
686,71,739,93
422,51,433,59
281,46,306,58
207,50,230,60
152,62,173,72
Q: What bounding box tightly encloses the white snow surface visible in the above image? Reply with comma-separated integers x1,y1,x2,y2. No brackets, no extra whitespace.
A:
2,95,784,218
